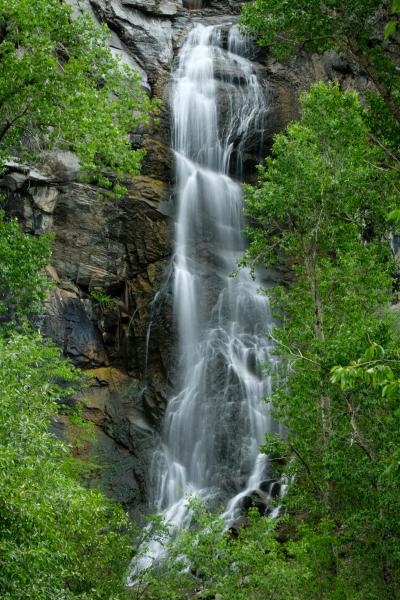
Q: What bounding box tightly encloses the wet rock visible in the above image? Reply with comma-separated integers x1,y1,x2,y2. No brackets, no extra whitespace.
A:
89,387,157,515
213,53,254,87
41,287,109,367
269,481,281,499
189,0,245,14
322,50,353,76
239,490,269,515
228,515,249,538
183,0,201,8
259,478,279,494
55,368,160,516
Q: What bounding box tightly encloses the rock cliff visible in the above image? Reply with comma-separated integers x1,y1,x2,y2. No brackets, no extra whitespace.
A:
1,0,374,517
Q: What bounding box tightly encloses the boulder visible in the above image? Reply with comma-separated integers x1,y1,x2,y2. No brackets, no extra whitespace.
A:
239,490,269,515
122,0,183,16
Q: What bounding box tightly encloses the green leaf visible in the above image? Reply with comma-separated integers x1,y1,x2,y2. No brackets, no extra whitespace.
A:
392,0,400,14
387,208,400,227
385,20,398,40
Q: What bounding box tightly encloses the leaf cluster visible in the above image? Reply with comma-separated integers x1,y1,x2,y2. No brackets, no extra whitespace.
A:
0,208,52,324
0,0,155,198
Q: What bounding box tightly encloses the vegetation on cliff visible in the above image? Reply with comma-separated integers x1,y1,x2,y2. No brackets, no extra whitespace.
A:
0,0,153,196
0,330,134,599
0,210,137,598
235,9,400,598
0,1,150,597
241,81,400,598
241,0,400,130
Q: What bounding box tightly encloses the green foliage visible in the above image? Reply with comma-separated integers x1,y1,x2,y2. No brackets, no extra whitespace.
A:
90,289,115,310
0,165,134,599
241,0,383,55
385,1,400,41
330,343,400,483
0,39,139,587
384,19,397,41
135,499,310,600
0,331,135,599
243,82,396,275
241,0,400,129
0,0,154,197
67,402,97,447
138,495,400,600
387,207,400,230
0,209,51,323
331,343,400,400
240,82,400,597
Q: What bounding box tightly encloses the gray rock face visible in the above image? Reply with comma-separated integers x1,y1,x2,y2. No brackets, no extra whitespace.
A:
90,0,175,82
2,162,172,366
2,152,174,517
51,182,169,290
42,287,109,367
123,0,183,16
81,374,160,517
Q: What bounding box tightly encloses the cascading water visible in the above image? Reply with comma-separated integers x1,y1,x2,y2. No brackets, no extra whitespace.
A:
132,23,280,573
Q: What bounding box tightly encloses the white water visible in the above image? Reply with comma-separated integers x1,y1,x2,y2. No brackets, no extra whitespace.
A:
131,24,278,575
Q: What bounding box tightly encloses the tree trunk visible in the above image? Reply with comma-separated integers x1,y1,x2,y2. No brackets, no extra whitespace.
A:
305,250,324,342
304,247,333,509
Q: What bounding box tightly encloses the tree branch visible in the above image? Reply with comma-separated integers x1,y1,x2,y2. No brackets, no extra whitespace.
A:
268,332,321,366
368,133,400,166
344,393,376,462
289,443,325,502
0,102,33,144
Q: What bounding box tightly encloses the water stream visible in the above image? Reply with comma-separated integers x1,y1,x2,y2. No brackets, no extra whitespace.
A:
131,23,279,574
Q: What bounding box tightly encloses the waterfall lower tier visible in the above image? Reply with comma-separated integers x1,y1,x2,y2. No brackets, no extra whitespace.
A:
134,23,278,570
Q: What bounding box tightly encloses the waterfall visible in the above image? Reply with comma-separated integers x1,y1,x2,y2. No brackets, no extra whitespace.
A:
132,23,279,574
